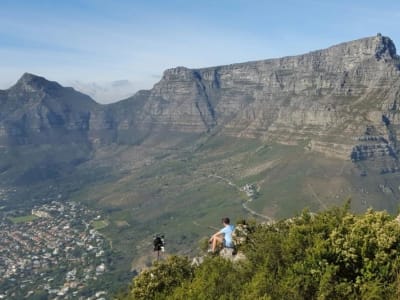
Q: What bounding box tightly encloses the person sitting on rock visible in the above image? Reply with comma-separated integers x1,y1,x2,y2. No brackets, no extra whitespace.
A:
209,217,235,253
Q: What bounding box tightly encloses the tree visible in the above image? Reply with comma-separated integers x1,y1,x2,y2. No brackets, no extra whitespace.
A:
169,256,247,300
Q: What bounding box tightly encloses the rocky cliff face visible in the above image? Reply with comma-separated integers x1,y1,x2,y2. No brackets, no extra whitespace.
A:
2,34,400,165
135,34,400,163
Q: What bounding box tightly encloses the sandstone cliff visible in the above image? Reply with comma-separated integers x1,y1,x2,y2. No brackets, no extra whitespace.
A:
132,34,400,164
1,34,400,165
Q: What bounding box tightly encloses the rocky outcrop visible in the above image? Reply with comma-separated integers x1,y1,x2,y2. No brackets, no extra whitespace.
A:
139,67,218,132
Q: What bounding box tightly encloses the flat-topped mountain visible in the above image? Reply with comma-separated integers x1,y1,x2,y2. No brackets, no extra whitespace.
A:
2,35,399,155
139,34,400,158
1,34,400,186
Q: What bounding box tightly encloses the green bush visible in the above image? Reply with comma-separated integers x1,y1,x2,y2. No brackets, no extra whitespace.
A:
126,255,194,300
123,204,400,299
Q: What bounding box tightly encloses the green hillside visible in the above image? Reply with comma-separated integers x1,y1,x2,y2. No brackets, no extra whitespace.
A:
122,204,400,299
54,133,400,292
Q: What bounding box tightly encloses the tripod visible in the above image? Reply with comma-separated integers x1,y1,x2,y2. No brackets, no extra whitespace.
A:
153,235,165,261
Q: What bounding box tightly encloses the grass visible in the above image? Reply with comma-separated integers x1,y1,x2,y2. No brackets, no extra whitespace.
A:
74,139,309,251
8,214,39,224
68,135,273,270
91,219,110,230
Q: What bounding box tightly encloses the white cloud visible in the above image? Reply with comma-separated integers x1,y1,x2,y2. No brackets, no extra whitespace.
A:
65,80,138,104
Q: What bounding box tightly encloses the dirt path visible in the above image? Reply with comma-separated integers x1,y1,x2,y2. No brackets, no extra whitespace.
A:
307,183,327,209
208,174,273,223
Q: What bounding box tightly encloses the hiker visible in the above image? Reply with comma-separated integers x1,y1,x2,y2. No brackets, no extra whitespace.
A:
209,217,235,253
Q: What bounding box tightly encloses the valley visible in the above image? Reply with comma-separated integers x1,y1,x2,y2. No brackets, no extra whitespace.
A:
66,133,400,274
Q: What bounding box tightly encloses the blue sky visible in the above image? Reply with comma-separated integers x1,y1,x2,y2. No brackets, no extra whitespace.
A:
1,0,400,100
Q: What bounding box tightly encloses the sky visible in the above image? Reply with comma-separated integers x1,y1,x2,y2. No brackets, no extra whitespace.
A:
1,0,400,103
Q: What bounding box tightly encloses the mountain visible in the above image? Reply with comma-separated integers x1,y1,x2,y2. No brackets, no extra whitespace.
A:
133,34,400,158
2,34,400,273
0,73,98,146
3,34,399,157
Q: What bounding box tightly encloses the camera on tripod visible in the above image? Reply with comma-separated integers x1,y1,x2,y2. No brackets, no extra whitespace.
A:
153,234,165,252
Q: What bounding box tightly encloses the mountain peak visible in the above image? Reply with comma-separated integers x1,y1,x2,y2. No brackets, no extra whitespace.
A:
13,73,63,93
19,72,41,81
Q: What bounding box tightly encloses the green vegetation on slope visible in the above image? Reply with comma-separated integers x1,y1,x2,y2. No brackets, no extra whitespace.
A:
91,219,109,230
8,214,39,224
122,204,400,299
64,134,400,294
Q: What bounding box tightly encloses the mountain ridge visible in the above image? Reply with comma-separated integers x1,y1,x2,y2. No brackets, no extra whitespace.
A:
163,33,398,73
5,34,397,104
2,34,400,158
2,33,400,187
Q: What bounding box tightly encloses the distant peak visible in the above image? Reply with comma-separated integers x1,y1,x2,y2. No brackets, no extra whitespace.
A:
18,73,48,84
19,72,41,80
13,73,62,93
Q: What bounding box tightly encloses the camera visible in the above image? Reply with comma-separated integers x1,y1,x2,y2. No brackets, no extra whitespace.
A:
153,235,165,252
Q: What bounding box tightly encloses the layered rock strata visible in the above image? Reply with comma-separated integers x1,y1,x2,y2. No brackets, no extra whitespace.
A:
1,34,400,163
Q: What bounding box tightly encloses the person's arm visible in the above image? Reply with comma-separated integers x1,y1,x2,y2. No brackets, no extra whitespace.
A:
209,229,223,241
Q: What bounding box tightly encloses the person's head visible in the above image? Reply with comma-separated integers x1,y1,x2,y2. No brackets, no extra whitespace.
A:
222,217,230,225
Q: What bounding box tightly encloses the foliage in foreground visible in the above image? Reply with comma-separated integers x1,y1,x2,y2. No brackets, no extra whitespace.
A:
121,205,400,299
